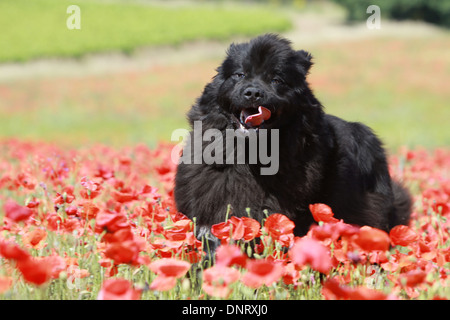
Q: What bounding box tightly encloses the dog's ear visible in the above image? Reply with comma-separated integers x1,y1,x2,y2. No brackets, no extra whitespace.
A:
296,50,313,74
219,43,247,79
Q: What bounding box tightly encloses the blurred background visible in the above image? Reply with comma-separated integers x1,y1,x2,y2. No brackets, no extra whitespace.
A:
0,0,448,152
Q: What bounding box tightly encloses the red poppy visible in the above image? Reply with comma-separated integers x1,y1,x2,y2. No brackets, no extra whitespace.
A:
400,269,428,287
139,204,167,223
16,173,37,190
163,219,193,241
45,254,67,279
309,203,339,223
241,217,262,241
26,198,40,209
202,265,240,298
322,278,393,300
62,217,82,233
171,219,193,233
67,265,90,285
105,239,140,265
148,258,191,278
308,219,359,242
139,184,161,198
148,258,191,291
226,216,245,240
289,237,332,274
65,205,78,216
390,225,419,247
104,228,135,243
184,248,203,264
242,259,283,289
99,259,119,277
353,226,390,252
4,199,33,223
80,176,101,191
79,201,100,220
211,216,244,242
264,214,295,247
16,257,52,286
211,216,261,243
45,212,63,231
211,221,229,241
0,276,13,294
80,177,102,199
215,244,247,268
22,228,47,249
53,185,75,205
97,278,141,300
95,210,129,233
111,189,139,203
149,275,178,291
0,241,30,262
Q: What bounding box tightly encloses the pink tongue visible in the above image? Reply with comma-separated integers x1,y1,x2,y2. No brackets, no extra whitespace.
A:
244,106,271,126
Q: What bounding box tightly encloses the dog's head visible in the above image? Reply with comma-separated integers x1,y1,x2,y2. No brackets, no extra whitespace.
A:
208,34,316,132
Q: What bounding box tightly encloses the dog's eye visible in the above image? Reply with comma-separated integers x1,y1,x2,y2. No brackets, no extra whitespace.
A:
233,73,245,80
271,78,283,85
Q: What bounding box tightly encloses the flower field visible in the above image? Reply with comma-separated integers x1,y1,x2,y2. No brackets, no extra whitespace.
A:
0,139,448,300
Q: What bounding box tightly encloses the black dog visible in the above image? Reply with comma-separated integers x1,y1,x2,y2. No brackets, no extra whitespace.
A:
174,34,412,248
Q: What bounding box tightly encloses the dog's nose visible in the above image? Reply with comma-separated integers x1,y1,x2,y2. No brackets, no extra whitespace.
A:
243,87,264,101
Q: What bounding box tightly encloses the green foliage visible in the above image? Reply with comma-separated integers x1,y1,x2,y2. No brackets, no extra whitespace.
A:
0,0,291,63
0,35,449,150
332,0,450,27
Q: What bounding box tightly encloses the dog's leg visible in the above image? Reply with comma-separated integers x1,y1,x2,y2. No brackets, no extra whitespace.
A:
196,225,221,268
389,180,413,228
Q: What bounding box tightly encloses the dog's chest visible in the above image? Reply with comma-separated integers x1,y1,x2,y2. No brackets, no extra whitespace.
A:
198,165,284,219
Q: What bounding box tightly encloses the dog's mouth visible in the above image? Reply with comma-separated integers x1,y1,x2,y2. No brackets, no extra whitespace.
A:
234,106,272,131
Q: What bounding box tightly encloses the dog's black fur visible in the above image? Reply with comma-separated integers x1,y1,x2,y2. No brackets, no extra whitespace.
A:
174,34,412,246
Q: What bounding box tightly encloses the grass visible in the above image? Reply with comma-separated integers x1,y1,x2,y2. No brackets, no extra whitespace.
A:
0,35,449,151
306,36,450,151
0,60,218,148
0,0,291,63
0,1,448,151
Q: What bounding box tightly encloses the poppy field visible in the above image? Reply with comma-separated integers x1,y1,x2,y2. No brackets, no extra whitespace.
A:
0,0,449,301
0,139,448,300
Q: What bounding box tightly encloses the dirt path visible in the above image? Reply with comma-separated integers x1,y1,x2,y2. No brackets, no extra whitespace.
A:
0,12,444,82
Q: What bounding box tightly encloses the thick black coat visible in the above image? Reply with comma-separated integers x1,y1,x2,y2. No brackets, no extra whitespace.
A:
174,34,412,240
